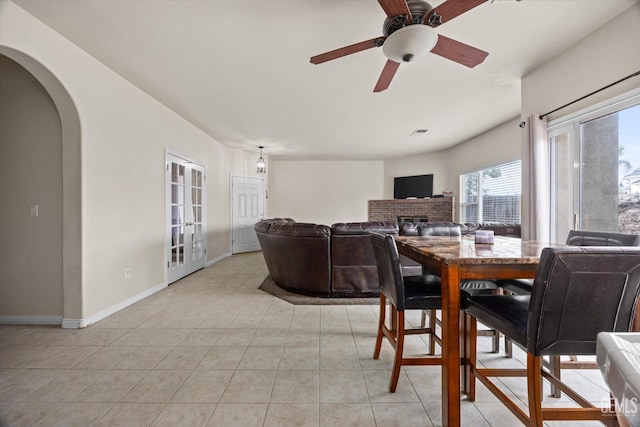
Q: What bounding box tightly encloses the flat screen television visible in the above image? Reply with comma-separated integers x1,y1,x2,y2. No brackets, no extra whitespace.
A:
394,174,433,199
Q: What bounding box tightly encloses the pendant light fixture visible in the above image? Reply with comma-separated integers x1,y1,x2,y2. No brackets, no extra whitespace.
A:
256,146,266,174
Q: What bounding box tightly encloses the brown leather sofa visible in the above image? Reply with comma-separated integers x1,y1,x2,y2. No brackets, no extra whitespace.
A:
399,221,521,237
255,219,521,297
255,219,422,297
255,218,332,296
462,222,521,237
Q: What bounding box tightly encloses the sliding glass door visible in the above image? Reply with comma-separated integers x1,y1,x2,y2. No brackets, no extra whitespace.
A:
549,95,640,242
549,129,576,243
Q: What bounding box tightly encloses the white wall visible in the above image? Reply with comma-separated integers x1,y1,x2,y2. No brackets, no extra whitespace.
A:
0,0,260,324
384,118,521,201
383,150,449,199
521,3,640,236
443,118,522,198
270,119,520,226
269,160,383,225
522,3,640,119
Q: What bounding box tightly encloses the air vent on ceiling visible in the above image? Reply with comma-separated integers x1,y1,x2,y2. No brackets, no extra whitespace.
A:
410,129,429,136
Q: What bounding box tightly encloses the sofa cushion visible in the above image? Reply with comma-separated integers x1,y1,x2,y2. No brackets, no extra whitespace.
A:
477,222,521,237
268,222,330,237
331,222,398,296
254,221,271,234
399,222,466,236
398,222,428,236
418,222,462,237
255,220,332,297
254,218,296,233
461,222,521,237
332,222,398,235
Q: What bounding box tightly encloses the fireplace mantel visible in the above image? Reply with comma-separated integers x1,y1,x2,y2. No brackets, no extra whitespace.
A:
368,198,455,223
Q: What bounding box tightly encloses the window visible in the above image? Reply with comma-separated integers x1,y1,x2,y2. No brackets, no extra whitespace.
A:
548,93,640,242
460,160,521,223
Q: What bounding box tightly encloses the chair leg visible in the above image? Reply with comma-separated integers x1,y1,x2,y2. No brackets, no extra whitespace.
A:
549,355,561,398
428,310,436,355
391,306,398,334
527,354,544,427
389,310,405,393
491,329,500,353
504,336,513,358
420,309,427,328
373,295,386,360
466,313,478,402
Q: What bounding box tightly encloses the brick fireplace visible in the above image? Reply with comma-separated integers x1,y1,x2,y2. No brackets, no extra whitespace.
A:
368,198,455,223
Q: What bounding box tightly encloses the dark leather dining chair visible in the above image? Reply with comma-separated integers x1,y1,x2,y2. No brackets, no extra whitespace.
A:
497,229,640,396
369,231,446,392
464,246,640,426
500,229,640,295
416,223,502,353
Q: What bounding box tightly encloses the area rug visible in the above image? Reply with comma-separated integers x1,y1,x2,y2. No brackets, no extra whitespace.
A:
258,276,377,305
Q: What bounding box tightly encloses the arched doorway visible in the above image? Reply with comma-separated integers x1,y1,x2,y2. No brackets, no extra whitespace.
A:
0,47,83,327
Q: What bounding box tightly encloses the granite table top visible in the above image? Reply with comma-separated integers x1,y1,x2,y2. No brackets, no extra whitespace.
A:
395,234,565,265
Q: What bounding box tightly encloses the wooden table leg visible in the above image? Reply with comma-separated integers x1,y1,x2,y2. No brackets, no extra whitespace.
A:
462,311,470,395
441,264,461,427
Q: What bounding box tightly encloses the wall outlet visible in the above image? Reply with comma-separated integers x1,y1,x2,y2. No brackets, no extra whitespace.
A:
124,268,131,279
30,204,39,217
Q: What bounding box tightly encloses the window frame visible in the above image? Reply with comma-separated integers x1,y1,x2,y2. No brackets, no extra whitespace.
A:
547,88,640,242
459,160,522,224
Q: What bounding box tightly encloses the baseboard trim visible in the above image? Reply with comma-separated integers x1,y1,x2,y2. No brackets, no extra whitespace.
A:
61,318,84,329
0,315,63,325
206,252,231,268
30,255,232,329
62,281,167,329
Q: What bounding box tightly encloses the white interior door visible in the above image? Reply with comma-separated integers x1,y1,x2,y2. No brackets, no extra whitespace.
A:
166,154,206,284
231,176,264,254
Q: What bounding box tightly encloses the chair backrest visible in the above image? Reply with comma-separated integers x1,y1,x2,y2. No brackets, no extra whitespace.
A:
527,246,640,356
566,229,640,247
369,232,406,310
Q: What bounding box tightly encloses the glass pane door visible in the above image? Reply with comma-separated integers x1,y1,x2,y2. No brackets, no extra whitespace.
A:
616,104,640,234
190,165,205,270
580,112,620,231
550,128,577,243
550,100,640,242
166,154,206,284
170,162,186,270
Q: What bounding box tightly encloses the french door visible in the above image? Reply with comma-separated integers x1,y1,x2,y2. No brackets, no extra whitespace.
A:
166,153,206,284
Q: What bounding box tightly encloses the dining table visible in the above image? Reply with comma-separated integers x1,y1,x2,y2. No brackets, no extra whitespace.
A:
394,234,566,427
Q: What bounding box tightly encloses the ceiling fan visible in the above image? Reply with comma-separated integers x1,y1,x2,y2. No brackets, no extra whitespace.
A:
310,0,489,92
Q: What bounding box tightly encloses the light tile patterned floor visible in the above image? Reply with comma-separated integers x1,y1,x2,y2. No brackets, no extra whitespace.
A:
0,252,611,426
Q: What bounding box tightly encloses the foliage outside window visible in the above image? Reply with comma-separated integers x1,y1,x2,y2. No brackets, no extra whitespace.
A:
460,160,521,223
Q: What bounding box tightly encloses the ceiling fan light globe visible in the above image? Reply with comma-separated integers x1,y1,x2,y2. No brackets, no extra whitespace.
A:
382,25,438,64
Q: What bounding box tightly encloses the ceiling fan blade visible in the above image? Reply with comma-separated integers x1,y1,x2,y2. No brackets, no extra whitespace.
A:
378,0,412,22
373,60,401,92
430,34,488,68
424,0,487,27
310,37,385,65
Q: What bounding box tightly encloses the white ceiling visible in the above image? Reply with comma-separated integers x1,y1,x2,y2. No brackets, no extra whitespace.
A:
13,0,638,160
